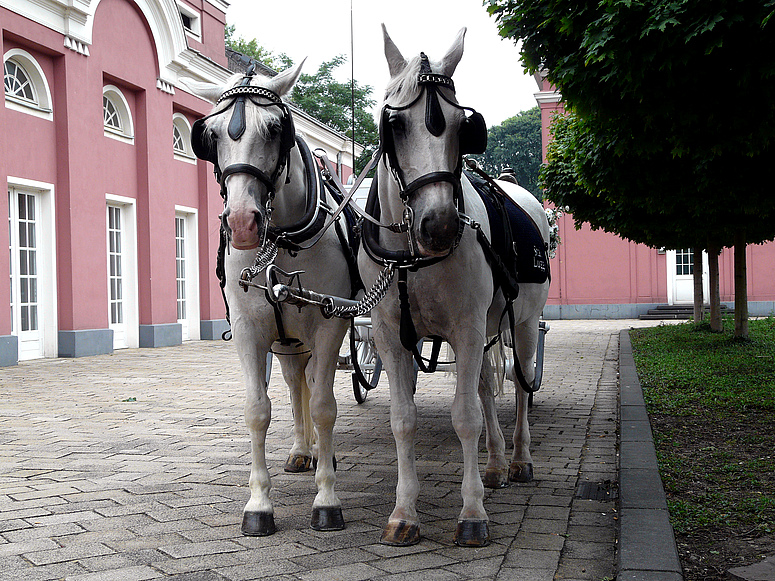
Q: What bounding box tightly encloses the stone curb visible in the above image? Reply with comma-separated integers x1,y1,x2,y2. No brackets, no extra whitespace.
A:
617,330,684,581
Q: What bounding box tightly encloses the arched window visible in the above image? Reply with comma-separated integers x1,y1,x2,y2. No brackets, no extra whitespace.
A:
103,95,122,131
4,59,34,101
3,49,53,121
172,113,195,161
102,85,134,143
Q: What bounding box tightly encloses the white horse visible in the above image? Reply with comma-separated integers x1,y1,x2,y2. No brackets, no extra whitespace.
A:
184,63,351,536
357,26,550,547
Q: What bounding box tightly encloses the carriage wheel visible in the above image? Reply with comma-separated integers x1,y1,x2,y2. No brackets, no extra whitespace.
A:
350,322,382,404
352,353,382,403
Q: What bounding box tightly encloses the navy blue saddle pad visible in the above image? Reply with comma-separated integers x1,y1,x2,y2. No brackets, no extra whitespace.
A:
465,170,550,285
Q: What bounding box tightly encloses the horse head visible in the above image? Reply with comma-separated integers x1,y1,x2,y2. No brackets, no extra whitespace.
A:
184,61,305,250
380,26,487,258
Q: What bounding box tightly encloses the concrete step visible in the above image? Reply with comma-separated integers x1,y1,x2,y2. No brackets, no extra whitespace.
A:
639,304,732,320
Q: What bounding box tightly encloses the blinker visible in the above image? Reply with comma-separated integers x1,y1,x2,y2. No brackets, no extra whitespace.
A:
228,67,256,141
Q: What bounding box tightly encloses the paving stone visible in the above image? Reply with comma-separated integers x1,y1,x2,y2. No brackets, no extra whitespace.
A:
0,320,671,580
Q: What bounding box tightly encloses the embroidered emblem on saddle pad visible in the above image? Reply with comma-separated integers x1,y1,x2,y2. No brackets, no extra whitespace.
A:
465,171,550,285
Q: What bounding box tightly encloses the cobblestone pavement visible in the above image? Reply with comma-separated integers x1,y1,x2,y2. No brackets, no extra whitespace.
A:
1,319,662,581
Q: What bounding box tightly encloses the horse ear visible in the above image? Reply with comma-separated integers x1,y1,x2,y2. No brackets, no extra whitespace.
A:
382,24,407,78
270,58,306,99
440,27,466,78
179,77,224,104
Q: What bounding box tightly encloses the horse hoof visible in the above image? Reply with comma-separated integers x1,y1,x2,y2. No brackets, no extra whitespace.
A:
509,462,534,483
454,520,490,547
241,511,276,536
483,468,510,489
284,454,312,473
380,520,421,546
310,507,345,531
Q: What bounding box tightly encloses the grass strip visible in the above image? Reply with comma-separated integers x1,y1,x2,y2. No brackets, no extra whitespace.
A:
629,317,775,535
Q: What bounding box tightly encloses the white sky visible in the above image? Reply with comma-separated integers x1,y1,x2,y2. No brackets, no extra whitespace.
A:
225,0,539,127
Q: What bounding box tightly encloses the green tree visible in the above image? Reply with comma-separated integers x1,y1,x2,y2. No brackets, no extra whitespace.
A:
224,30,377,174
473,107,542,199
487,0,775,337
291,56,378,174
224,25,290,70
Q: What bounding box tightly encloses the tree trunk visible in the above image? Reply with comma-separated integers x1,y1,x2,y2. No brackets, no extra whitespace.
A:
707,242,722,332
692,247,704,324
734,230,749,339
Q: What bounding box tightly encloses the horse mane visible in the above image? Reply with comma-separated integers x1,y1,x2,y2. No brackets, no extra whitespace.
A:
384,55,423,107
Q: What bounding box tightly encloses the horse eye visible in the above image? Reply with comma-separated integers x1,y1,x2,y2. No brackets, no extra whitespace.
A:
388,114,406,135
267,121,282,139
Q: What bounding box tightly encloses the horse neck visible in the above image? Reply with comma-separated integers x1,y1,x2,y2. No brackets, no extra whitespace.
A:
270,146,309,229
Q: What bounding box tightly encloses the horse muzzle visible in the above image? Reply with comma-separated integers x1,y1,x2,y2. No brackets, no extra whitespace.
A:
416,207,461,256
223,205,266,250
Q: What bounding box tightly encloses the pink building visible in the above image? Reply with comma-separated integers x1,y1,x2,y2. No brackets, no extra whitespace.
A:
1,0,358,365
533,75,775,319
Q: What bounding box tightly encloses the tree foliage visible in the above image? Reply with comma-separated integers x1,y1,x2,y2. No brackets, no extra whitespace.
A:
224,29,378,173
487,0,775,336
472,107,542,199
291,56,378,173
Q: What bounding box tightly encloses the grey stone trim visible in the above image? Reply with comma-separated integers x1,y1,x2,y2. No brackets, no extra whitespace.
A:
0,335,19,366
200,319,230,341
543,303,660,320
58,329,114,358
618,330,684,580
139,324,182,348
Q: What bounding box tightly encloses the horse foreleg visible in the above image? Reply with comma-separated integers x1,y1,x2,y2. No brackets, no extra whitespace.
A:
509,320,538,483
280,352,314,473
240,347,276,536
375,324,421,546
451,334,490,547
479,353,509,489
306,346,345,531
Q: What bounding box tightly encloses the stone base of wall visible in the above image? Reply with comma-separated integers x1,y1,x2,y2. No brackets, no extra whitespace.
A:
0,335,19,366
200,319,230,341
544,301,775,320
139,324,182,348
58,329,114,358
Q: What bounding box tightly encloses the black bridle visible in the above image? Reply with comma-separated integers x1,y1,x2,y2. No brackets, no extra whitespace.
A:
363,53,487,267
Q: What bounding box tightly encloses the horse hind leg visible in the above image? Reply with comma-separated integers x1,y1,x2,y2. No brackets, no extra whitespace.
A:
479,352,509,489
509,320,538,483
280,351,314,473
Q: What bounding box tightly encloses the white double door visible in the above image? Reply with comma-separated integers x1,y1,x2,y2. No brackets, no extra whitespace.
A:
667,248,709,305
8,187,43,360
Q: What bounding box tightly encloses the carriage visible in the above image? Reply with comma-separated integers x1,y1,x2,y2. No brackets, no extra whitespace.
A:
186,25,552,547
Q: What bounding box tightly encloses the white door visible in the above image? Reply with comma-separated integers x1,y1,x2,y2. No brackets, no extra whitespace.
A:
8,188,42,360
175,209,200,341
667,248,709,305
107,204,127,348
175,215,189,340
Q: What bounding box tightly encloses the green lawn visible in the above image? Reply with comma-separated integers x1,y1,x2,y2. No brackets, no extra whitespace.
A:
629,318,775,535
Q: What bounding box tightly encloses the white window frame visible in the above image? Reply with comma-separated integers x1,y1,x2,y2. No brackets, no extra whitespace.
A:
177,2,202,41
7,177,58,359
173,113,196,163
103,85,134,144
175,206,200,341
3,49,53,121
106,195,139,349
